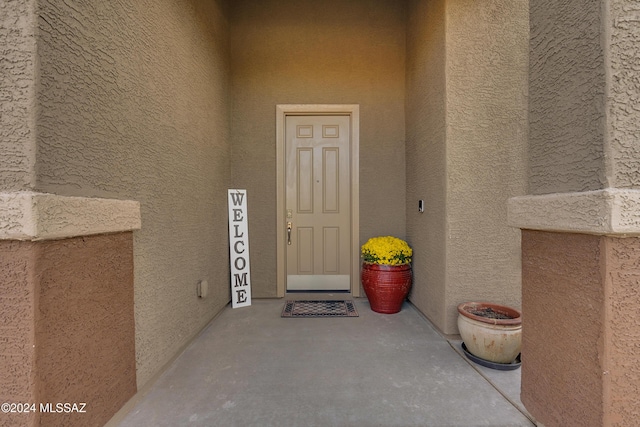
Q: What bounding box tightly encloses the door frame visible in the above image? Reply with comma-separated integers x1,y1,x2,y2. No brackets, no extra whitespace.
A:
276,104,360,297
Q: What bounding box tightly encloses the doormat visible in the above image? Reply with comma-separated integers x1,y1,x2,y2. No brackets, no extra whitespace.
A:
281,300,359,318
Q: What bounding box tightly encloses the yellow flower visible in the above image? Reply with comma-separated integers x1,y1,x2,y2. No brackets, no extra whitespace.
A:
361,236,412,265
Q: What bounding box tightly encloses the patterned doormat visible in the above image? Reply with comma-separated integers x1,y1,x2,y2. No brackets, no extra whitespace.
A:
281,300,359,318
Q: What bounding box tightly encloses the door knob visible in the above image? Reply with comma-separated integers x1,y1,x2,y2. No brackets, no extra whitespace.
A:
287,222,292,245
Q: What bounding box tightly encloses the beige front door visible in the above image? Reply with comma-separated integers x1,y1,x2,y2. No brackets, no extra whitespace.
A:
285,115,351,291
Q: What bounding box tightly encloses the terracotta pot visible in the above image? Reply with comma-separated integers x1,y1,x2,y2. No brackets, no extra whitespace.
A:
457,302,522,364
361,263,412,314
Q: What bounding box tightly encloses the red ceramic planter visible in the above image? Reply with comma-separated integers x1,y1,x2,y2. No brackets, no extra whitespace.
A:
361,262,412,314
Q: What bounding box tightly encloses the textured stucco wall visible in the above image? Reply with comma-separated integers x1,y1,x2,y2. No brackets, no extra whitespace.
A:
229,0,407,297
519,2,640,425
521,231,604,426
529,0,606,194
406,0,528,334
604,237,640,425
444,0,528,333
525,0,640,197
34,0,232,387
36,233,136,427
0,0,36,191
0,234,136,427
608,0,640,189
405,0,448,331
508,188,640,235
0,241,38,427
0,192,140,240
522,230,640,426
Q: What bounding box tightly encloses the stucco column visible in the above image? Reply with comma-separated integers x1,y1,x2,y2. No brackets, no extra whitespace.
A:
509,192,640,426
405,0,528,335
509,1,640,426
0,192,140,427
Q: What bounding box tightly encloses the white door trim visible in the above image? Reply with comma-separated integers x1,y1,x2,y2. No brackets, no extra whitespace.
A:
276,104,360,297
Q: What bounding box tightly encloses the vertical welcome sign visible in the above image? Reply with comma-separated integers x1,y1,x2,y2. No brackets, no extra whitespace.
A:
228,189,251,308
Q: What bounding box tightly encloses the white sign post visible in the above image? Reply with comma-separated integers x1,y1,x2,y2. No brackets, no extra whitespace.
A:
228,189,251,308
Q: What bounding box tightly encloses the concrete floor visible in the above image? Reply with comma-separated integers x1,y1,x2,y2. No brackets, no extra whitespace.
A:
111,299,536,427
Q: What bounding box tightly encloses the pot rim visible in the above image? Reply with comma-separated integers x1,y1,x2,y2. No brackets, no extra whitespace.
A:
457,301,522,326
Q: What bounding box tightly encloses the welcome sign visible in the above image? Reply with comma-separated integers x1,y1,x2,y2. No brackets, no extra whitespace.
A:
228,189,251,308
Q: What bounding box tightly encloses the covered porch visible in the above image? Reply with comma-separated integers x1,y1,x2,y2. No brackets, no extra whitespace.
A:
2,0,640,426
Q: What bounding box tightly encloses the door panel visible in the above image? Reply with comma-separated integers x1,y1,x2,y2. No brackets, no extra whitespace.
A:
323,148,339,212
297,227,313,273
323,227,340,273
297,148,313,212
286,115,351,291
